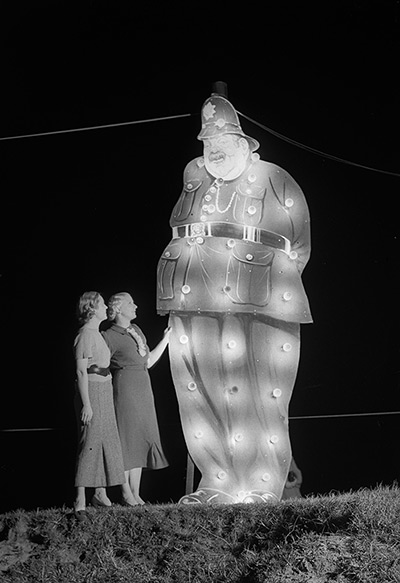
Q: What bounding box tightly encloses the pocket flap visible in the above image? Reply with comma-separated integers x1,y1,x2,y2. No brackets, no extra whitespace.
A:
231,243,274,266
161,243,181,261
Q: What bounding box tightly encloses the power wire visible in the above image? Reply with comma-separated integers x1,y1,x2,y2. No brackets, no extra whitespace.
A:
0,113,192,141
238,111,400,178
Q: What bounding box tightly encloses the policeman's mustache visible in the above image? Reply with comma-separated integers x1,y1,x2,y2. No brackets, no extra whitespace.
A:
209,151,226,162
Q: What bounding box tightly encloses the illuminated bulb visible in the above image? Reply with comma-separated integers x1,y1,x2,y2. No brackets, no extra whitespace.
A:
195,430,203,439
182,285,191,294
270,435,279,444
227,340,237,349
282,291,292,301
289,250,298,260
217,471,226,480
272,388,282,398
179,335,189,344
187,382,197,391
262,473,271,482
285,198,294,208
282,343,292,352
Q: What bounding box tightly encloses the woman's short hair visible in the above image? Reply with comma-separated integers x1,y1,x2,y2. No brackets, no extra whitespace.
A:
108,292,130,321
77,291,101,324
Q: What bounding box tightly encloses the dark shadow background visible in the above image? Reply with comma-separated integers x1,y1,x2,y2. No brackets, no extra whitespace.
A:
0,1,399,513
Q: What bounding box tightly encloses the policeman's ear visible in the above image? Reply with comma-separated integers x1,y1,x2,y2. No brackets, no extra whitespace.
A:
239,137,250,155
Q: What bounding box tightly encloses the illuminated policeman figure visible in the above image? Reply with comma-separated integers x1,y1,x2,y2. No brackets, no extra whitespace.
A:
157,92,312,504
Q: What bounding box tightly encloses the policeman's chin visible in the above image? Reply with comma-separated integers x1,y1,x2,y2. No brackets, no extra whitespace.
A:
205,160,230,179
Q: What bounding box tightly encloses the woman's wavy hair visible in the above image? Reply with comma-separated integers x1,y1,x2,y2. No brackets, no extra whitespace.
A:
107,292,130,321
76,291,102,324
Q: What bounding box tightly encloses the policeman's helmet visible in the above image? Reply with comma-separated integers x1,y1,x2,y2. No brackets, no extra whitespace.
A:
197,94,260,152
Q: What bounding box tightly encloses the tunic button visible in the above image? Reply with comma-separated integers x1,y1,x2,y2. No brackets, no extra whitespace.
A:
226,239,236,248
289,251,298,260
227,340,237,349
272,388,282,398
164,251,171,258
262,473,271,482
282,343,292,352
270,435,279,444
248,174,257,183
204,194,212,201
246,254,254,261
246,188,252,195
283,291,292,301
202,204,209,212
196,237,204,244
207,204,216,213
247,205,257,215
217,471,227,480
200,215,207,222
188,382,197,391
180,335,189,344
285,198,294,207
209,186,217,194
195,431,203,439
187,183,193,190
182,285,191,294
234,433,243,442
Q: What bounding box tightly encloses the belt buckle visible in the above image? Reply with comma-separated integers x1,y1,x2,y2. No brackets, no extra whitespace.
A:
189,223,206,237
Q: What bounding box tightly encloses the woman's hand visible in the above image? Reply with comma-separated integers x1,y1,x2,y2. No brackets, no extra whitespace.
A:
81,403,93,425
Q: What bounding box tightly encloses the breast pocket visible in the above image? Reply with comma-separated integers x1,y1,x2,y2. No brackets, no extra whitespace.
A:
224,243,274,307
172,179,202,222
157,243,182,300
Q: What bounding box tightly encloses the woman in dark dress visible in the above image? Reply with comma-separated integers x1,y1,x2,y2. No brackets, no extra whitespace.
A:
103,292,170,504
73,291,126,517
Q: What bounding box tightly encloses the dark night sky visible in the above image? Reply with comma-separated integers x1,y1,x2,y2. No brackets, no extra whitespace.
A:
1,1,399,510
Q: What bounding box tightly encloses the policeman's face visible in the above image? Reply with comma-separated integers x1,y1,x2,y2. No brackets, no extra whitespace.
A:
203,135,249,179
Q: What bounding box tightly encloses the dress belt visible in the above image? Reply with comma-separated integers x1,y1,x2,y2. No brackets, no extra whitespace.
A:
172,222,291,254
87,364,110,376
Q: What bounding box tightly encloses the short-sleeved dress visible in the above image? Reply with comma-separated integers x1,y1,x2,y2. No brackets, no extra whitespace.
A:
74,326,125,487
102,323,168,472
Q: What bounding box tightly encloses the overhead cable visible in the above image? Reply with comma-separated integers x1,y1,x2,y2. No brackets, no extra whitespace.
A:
238,111,400,178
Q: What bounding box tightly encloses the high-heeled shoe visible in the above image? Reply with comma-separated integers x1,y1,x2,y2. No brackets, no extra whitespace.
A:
73,508,88,521
91,495,112,508
120,497,138,507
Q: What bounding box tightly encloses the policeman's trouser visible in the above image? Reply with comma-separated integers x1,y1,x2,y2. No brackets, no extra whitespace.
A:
168,311,300,504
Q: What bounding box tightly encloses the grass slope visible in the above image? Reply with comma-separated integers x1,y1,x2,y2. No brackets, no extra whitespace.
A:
1,486,400,582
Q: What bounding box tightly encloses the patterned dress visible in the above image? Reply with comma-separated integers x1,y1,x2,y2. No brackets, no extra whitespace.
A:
102,324,168,472
74,326,125,487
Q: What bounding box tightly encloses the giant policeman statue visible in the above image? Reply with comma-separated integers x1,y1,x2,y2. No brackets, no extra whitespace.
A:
157,91,312,504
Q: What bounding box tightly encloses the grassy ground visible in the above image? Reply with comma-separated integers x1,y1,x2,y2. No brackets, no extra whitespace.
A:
1,485,400,582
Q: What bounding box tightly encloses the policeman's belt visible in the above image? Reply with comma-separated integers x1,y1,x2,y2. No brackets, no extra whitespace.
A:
172,222,291,255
